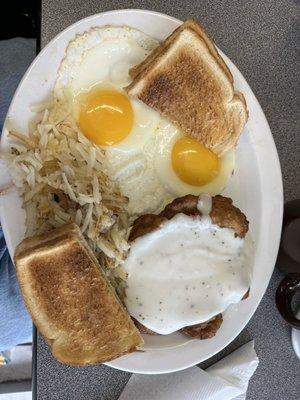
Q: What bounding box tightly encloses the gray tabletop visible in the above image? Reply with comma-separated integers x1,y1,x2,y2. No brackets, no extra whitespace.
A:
37,1,300,399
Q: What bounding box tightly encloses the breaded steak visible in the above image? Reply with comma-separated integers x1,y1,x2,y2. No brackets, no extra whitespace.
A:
128,194,249,339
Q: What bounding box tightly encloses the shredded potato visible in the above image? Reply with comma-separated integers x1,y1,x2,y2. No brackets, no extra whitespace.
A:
3,101,130,284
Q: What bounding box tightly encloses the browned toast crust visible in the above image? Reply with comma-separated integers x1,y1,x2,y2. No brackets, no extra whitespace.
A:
130,19,233,83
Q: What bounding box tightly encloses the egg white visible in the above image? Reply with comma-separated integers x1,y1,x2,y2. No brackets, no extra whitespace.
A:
105,116,173,216
54,26,158,101
104,95,161,155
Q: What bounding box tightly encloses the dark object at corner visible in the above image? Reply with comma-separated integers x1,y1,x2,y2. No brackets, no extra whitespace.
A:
276,273,300,329
275,200,300,329
0,0,40,41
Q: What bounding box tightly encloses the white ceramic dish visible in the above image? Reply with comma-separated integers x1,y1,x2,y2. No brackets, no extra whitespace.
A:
0,9,283,374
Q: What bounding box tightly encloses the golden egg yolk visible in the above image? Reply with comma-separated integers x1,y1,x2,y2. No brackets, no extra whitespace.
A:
171,136,220,186
78,89,134,146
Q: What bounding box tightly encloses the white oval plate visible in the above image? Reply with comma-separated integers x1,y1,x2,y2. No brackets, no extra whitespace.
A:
0,9,283,374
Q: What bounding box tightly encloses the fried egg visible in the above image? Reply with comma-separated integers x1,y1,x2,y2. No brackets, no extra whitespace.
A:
55,26,159,148
154,119,235,197
55,26,235,216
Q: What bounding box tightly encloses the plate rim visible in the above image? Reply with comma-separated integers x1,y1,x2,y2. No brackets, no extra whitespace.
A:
0,8,283,374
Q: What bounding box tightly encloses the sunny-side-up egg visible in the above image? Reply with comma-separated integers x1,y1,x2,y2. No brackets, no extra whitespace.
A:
154,119,235,198
54,26,235,216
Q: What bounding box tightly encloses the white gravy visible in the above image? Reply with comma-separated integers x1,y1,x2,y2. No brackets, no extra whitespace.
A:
124,195,251,335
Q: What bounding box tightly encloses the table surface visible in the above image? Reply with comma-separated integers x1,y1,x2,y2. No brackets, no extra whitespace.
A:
37,1,300,399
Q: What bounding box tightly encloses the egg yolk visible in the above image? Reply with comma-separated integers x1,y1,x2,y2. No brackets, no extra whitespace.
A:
172,137,220,186
78,89,133,146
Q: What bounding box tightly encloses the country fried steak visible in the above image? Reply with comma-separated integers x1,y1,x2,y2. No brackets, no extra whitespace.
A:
181,314,223,339
130,194,248,242
133,318,158,335
129,194,249,339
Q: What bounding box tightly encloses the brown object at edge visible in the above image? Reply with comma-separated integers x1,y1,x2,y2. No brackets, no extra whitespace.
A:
181,314,223,339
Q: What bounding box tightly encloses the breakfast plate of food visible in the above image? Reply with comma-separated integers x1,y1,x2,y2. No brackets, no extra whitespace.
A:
0,9,283,374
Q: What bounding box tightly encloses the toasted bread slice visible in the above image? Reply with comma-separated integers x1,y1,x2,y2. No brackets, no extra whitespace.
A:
14,223,143,366
126,20,248,155
130,19,233,83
